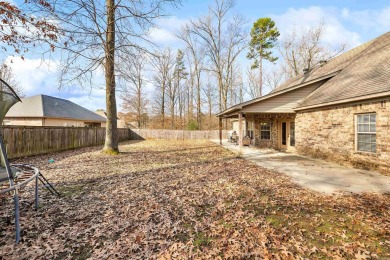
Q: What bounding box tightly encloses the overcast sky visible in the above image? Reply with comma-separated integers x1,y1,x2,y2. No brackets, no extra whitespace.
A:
3,0,390,112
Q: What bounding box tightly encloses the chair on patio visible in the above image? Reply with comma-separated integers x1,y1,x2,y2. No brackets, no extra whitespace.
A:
0,78,59,243
231,131,238,145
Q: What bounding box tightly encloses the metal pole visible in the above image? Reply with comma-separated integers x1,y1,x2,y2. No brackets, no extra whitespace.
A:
219,117,223,145
238,113,243,155
0,134,20,243
38,172,60,196
14,193,20,243
35,175,39,211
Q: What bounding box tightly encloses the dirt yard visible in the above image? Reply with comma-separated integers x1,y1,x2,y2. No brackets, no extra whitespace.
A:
1,140,389,259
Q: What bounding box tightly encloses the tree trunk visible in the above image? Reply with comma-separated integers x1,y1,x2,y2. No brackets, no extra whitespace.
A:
196,74,201,130
161,84,165,129
103,0,118,153
170,101,175,129
208,92,212,118
218,76,222,112
137,75,141,128
259,57,263,97
187,83,192,123
177,77,182,128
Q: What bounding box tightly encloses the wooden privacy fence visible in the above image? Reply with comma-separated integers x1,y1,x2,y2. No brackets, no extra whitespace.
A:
129,129,228,140
1,126,130,159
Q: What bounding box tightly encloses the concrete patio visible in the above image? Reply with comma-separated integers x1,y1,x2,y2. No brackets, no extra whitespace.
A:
212,140,390,195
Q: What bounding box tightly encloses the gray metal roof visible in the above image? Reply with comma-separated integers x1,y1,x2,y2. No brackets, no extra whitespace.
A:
6,94,106,122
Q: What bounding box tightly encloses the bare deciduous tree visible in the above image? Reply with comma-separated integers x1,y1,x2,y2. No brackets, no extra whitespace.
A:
263,65,286,92
150,48,175,128
190,0,247,112
30,0,180,153
245,67,261,99
119,51,149,128
0,62,25,97
203,74,218,119
173,49,187,128
279,21,347,78
176,24,204,128
184,52,195,122
0,1,59,56
229,64,243,106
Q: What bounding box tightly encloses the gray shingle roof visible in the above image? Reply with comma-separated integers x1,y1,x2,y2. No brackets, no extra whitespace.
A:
217,31,390,116
270,39,374,95
297,31,390,108
6,94,106,122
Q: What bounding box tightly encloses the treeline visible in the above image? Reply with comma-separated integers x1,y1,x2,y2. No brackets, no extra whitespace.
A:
120,0,346,130
1,0,346,136
120,0,246,130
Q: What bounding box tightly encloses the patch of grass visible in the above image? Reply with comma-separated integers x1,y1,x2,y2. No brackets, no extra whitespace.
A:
260,194,269,202
193,232,212,248
219,220,234,229
182,222,194,230
175,232,190,243
102,148,120,155
193,204,213,219
57,184,85,197
248,217,257,223
266,214,284,228
315,221,333,233
71,244,93,260
175,222,194,243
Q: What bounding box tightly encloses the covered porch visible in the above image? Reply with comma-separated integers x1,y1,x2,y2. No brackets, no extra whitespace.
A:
218,112,297,154
216,84,313,154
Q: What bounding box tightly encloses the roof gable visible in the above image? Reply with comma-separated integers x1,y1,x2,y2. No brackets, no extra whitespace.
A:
6,94,106,122
6,95,45,117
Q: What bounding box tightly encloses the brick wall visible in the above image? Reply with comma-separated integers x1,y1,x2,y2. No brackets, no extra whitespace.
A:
246,114,295,149
296,98,390,175
4,117,43,126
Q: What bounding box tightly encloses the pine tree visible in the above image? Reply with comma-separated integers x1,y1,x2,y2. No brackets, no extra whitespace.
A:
247,17,280,96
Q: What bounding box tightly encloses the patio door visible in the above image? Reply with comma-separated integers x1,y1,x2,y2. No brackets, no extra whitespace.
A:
279,120,295,150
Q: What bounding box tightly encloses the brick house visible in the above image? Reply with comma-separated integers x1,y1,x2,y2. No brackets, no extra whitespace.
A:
4,94,106,127
217,31,390,174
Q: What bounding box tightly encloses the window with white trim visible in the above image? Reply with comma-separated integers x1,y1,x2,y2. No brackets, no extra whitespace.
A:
356,113,376,152
260,122,271,140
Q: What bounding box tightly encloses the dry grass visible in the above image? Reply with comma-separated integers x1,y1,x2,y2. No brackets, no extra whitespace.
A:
0,140,389,259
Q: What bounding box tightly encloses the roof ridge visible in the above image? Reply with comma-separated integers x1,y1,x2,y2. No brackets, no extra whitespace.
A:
268,33,381,95
39,94,45,117
295,31,390,109
323,31,389,68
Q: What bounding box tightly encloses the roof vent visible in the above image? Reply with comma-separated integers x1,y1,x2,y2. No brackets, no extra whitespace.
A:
319,60,327,66
303,68,309,74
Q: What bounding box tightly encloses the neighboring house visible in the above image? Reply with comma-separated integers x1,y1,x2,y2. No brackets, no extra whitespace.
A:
95,110,131,129
4,94,106,127
217,31,390,174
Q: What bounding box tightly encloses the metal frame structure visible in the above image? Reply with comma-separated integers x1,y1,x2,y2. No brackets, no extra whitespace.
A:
0,77,59,243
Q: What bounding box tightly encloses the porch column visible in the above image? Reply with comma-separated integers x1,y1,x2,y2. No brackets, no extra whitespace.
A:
219,117,223,145
238,112,243,154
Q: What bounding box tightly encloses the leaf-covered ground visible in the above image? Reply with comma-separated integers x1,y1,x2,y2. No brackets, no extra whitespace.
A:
1,140,389,259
